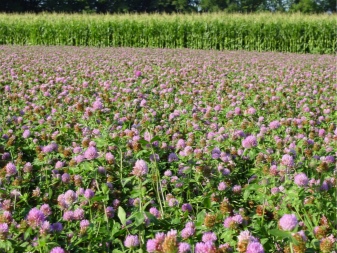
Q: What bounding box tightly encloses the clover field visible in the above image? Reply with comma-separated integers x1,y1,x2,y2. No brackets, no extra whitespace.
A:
0,45,336,253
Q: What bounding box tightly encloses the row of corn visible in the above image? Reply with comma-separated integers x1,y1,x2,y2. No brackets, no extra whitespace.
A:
0,13,335,53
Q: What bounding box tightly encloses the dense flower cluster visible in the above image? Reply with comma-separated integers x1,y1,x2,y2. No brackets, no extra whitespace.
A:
0,46,335,252
279,214,298,231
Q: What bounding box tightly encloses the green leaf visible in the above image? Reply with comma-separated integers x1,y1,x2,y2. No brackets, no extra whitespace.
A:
144,212,158,224
150,136,161,142
196,210,206,227
111,222,121,237
304,249,316,253
122,176,134,187
0,241,7,249
24,227,32,240
260,238,269,245
95,137,107,148
138,140,149,146
91,195,106,202
20,242,30,248
220,230,235,241
248,150,256,160
73,238,84,246
171,218,181,225
112,250,123,253
80,161,92,172
48,187,53,200
134,212,145,226
243,183,259,200
243,188,251,201
118,206,126,226
269,229,291,239
101,183,109,195
203,197,211,208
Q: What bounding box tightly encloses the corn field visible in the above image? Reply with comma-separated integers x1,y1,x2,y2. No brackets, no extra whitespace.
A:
0,13,336,54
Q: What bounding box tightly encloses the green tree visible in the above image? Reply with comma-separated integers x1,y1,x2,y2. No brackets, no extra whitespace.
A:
200,0,232,12
0,0,41,12
290,0,321,13
240,0,265,12
200,0,265,12
0,0,335,13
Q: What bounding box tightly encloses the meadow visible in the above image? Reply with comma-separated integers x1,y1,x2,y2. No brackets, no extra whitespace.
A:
0,13,336,54
0,45,336,253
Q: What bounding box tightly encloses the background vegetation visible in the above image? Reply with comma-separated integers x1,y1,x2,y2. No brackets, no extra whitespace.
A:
1,0,336,13
0,13,335,54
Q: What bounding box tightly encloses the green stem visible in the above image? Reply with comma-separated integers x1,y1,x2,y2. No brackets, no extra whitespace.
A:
38,238,43,253
89,200,92,221
119,148,123,186
138,178,143,213
13,195,16,211
261,186,267,227
95,220,101,237
150,147,164,216
289,242,294,253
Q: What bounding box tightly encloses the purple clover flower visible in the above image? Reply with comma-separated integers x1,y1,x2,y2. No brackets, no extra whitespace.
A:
246,242,265,253
181,227,195,239
74,155,85,164
51,222,63,232
149,207,161,218
22,129,31,138
279,214,298,231
0,223,9,234
6,162,17,176
73,208,85,220
232,185,242,194
64,190,77,205
131,159,148,177
26,208,45,228
195,241,217,253
294,173,309,187
269,120,280,129
168,153,179,162
218,182,227,191
178,242,191,253
92,100,103,110
242,135,257,149
124,235,140,248
73,146,82,154
247,107,256,115
281,154,294,167
105,152,115,163
146,232,165,252
61,173,71,183
106,206,115,218
80,219,90,229
237,230,258,243
49,247,65,253
40,204,52,216
84,146,98,160
134,70,142,77
63,211,74,221
84,189,95,199
202,232,217,242
168,198,179,207
40,221,51,235
55,161,64,169
42,143,58,153
181,203,193,212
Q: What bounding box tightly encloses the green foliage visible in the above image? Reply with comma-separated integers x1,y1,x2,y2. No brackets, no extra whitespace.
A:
0,13,336,54
291,0,321,13
1,0,336,13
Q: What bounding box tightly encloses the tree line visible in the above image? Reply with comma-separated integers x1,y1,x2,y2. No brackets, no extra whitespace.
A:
1,0,335,13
